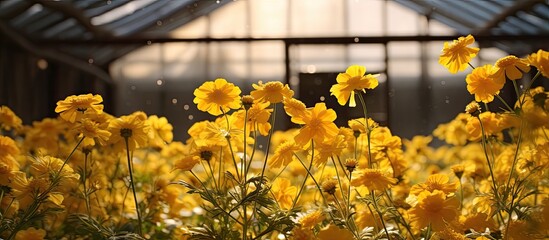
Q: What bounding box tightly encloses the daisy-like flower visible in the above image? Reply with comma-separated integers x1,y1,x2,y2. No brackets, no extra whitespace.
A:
250,81,294,103
108,112,150,152
351,168,397,192
330,65,379,107
492,55,530,82
55,94,104,123
527,49,549,78
193,78,241,116
283,98,307,123
0,105,22,131
268,140,301,169
294,103,339,146
173,155,200,171
72,117,111,147
233,101,273,136
348,117,378,135
14,227,46,240
410,174,458,196
466,64,503,103
146,115,173,148
408,190,459,231
270,177,296,209
298,210,325,229
0,136,20,166
439,34,479,74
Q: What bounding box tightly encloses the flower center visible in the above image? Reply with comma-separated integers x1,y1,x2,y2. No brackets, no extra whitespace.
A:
120,128,133,138
200,150,213,161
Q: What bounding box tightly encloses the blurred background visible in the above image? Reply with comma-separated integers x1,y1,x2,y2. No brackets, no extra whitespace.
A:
1,0,548,141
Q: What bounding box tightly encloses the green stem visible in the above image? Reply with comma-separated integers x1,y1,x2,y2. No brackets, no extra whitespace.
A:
372,190,391,240
83,151,91,215
7,136,85,240
476,117,506,224
124,137,143,236
495,94,514,112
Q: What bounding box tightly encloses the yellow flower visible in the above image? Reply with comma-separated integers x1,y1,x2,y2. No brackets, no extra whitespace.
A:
348,117,378,134
408,190,459,232
0,136,20,168
492,55,530,81
460,212,497,233
270,177,296,209
439,34,479,74
173,155,200,171
283,98,307,124
30,156,78,180
14,227,46,240
351,168,397,192
466,64,503,103
433,113,469,146
527,49,549,78
0,105,22,131
233,101,273,136
193,78,241,116
466,111,502,141
268,140,301,169
72,117,111,147
250,81,294,103
108,113,150,152
312,135,346,167
410,174,458,197
298,210,325,229
330,65,379,107
294,103,339,146
146,115,174,148
55,94,104,123
317,224,355,240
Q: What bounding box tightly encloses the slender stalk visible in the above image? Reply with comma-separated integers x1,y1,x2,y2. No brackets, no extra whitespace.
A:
83,151,91,215
124,137,142,236
476,117,506,224
291,155,312,209
385,191,416,240
7,136,85,240
495,94,514,112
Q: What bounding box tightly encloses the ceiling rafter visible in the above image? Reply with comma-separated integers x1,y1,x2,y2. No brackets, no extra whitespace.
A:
475,0,545,35
30,0,112,37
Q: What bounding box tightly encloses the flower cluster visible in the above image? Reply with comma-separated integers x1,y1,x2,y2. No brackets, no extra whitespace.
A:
0,38,548,240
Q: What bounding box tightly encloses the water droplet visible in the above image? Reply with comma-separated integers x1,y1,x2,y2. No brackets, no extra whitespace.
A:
171,98,178,104
188,115,194,120
130,85,136,90
354,37,359,43
88,58,94,64
440,80,446,86
156,20,163,26
37,59,48,70
147,40,152,45
520,85,524,89
156,79,163,85
320,96,325,101
183,104,190,110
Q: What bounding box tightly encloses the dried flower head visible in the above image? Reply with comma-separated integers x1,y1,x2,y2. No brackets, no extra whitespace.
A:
465,101,481,117
241,95,255,110
321,179,337,195
345,158,358,173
